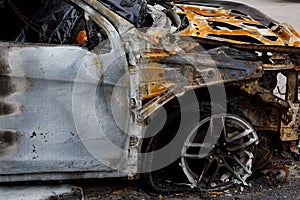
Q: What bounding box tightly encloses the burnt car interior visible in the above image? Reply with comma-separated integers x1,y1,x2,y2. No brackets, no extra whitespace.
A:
1,0,300,194
0,0,110,49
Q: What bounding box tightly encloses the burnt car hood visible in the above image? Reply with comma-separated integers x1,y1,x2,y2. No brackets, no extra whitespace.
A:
167,0,276,25
170,1,300,47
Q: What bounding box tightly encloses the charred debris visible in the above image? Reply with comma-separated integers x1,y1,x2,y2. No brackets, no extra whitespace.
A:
1,0,300,193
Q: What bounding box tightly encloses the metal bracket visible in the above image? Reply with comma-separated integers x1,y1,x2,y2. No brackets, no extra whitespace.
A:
280,103,300,141
135,85,185,123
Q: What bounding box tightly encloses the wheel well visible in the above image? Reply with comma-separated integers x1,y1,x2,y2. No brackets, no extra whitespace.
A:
141,87,212,153
141,84,281,153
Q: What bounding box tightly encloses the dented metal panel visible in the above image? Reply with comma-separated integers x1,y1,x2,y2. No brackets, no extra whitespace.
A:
0,43,128,180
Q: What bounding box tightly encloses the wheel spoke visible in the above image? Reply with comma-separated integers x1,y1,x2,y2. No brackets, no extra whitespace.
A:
225,129,253,143
223,156,245,183
180,114,258,190
233,153,252,175
183,142,214,158
182,153,201,158
207,118,214,145
207,165,220,187
221,116,227,138
222,157,236,174
197,160,212,184
184,143,212,148
226,138,258,151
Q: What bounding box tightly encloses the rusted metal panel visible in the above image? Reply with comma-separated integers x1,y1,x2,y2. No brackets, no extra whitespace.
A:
176,4,286,46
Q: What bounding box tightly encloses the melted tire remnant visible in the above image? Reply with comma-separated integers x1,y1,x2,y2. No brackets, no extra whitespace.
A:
143,112,191,194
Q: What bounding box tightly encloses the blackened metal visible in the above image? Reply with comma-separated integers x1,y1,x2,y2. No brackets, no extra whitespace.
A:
0,0,4,8
0,76,15,97
258,73,278,92
100,0,147,27
0,130,18,153
286,70,298,103
0,49,10,75
0,102,15,116
194,37,300,55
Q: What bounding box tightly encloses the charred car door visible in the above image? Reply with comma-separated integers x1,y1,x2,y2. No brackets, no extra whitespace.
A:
0,0,131,181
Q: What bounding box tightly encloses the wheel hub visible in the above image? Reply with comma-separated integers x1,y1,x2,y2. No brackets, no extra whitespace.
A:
181,114,258,191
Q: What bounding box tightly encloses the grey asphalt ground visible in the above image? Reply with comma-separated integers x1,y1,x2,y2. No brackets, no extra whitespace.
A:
230,0,300,32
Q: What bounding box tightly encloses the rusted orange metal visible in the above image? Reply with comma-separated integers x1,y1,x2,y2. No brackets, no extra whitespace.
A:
175,4,300,47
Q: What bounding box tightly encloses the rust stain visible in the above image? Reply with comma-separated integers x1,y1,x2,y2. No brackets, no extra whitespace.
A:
93,56,101,67
140,82,168,100
143,51,172,59
139,64,169,100
269,23,300,47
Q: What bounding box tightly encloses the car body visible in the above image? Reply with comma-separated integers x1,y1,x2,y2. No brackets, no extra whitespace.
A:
0,0,300,192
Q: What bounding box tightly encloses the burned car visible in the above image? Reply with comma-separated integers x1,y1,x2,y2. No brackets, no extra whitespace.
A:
0,0,300,193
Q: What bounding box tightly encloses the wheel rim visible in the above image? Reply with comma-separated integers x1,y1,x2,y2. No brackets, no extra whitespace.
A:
181,114,258,191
